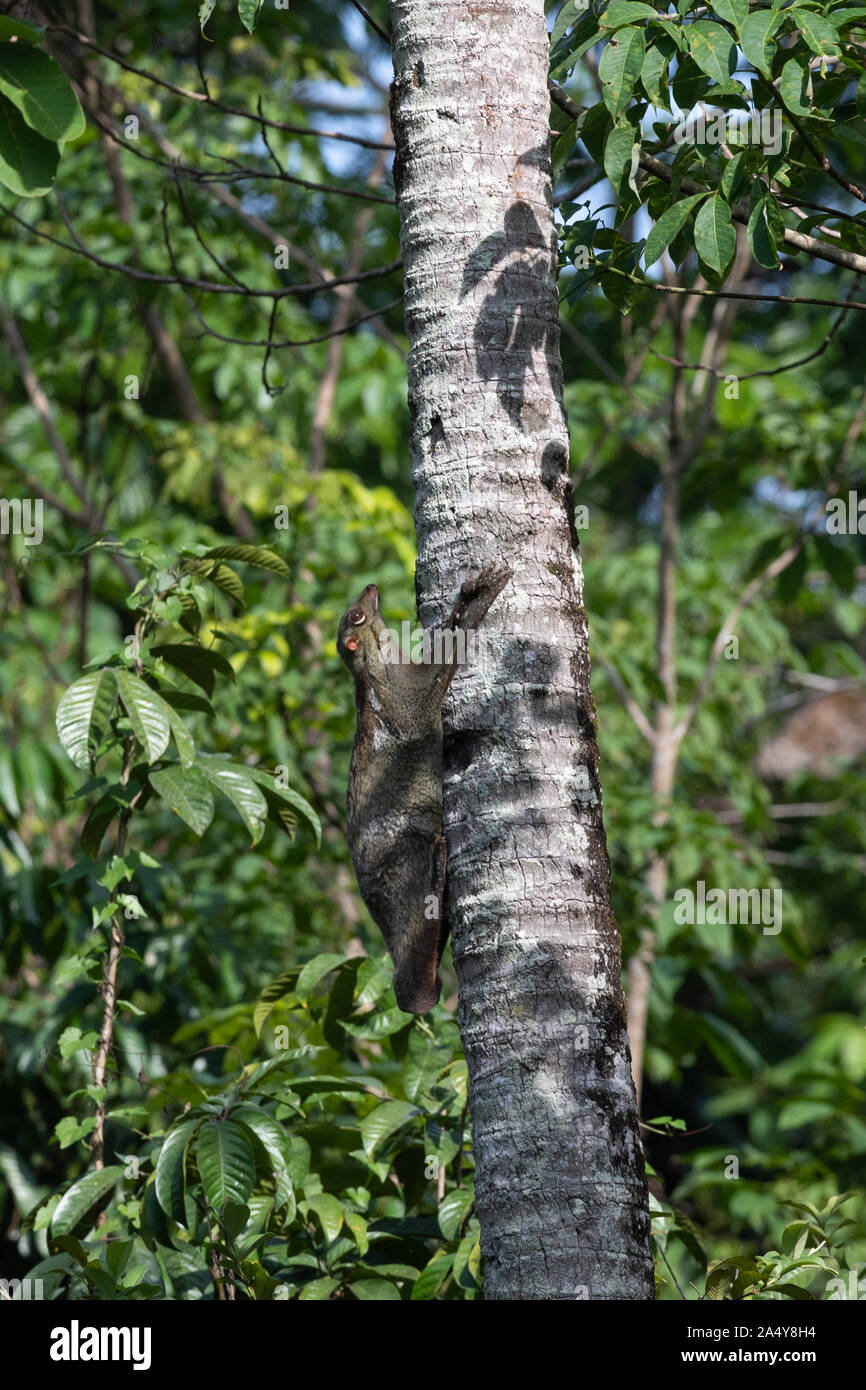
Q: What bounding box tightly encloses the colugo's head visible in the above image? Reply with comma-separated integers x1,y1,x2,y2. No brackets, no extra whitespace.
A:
337,583,392,674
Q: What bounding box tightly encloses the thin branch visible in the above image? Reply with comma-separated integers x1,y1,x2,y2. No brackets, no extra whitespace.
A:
674,399,866,746
593,654,656,746
0,306,91,512
649,276,857,380
554,172,604,206
584,259,866,313
308,123,393,464
714,801,845,823
350,0,391,44
548,81,866,278
77,104,394,198
783,103,866,205
674,539,805,745
47,25,394,150
0,196,401,298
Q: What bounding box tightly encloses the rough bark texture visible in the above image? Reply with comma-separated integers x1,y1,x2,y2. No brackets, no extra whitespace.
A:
389,0,653,1299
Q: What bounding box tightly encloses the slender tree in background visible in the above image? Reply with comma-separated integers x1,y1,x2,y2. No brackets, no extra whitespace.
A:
389,0,652,1298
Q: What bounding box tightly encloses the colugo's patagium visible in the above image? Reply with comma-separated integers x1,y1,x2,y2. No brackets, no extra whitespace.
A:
337,566,510,1013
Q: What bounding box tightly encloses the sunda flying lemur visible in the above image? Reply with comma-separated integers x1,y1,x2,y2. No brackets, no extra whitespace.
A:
337,566,510,1013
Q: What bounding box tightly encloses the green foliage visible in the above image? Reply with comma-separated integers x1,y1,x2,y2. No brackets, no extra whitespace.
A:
0,34,83,197
20,955,476,1301
1,0,864,1303
552,0,866,304
53,543,318,856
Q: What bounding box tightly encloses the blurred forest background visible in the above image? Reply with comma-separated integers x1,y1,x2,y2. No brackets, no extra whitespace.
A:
0,0,864,1300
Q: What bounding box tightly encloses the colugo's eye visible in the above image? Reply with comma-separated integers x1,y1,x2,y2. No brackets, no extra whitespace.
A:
348,608,365,626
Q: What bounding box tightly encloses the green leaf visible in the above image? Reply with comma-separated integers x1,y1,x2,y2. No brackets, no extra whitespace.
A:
151,644,235,697
699,1012,766,1076
58,1026,98,1061
322,959,364,1053
298,1275,339,1300
343,1210,369,1256
114,669,172,763
740,10,780,78
361,1100,421,1159
551,0,577,48
813,533,857,594
300,950,358,1006
197,544,290,577
51,1166,125,1235
351,1277,402,1300
453,1227,482,1290
411,1248,454,1300
780,56,812,116
793,7,840,57
155,1119,200,1225
0,17,44,41
687,21,736,84
188,560,246,606
237,0,264,34
80,787,125,860
149,764,214,836
438,1186,474,1240
160,690,214,716
778,1099,836,1131
54,1116,96,1149
219,1200,250,1240
598,26,646,118
604,121,639,193
0,43,85,141
644,192,707,267
199,0,217,31
711,0,748,33
0,90,57,196
196,1120,256,1209
0,748,19,816
297,1273,339,1295
56,670,117,769
640,40,670,107
231,1106,295,1213
720,149,747,203
178,592,202,635
694,193,736,275
163,704,195,769
341,1007,412,1040
551,7,601,75
253,970,300,1037
197,759,268,845
747,192,781,268
599,1,657,27
306,1193,343,1244
247,768,321,845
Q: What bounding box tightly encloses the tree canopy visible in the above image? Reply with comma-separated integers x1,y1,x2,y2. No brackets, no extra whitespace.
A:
0,0,864,1303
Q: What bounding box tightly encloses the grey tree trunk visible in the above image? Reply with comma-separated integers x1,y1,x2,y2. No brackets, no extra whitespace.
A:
389,0,653,1299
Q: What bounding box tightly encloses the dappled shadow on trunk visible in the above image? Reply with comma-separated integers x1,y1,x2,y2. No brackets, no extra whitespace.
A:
459,199,560,430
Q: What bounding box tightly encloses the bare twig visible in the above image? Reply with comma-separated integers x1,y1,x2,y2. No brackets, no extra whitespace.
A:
350,0,391,44
593,654,656,746
47,24,394,150
0,195,401,299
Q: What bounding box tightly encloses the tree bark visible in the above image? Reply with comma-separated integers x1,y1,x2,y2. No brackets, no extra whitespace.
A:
389,0,653,1299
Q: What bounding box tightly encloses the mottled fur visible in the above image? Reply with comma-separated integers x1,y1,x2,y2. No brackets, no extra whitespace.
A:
337,566,510,1013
